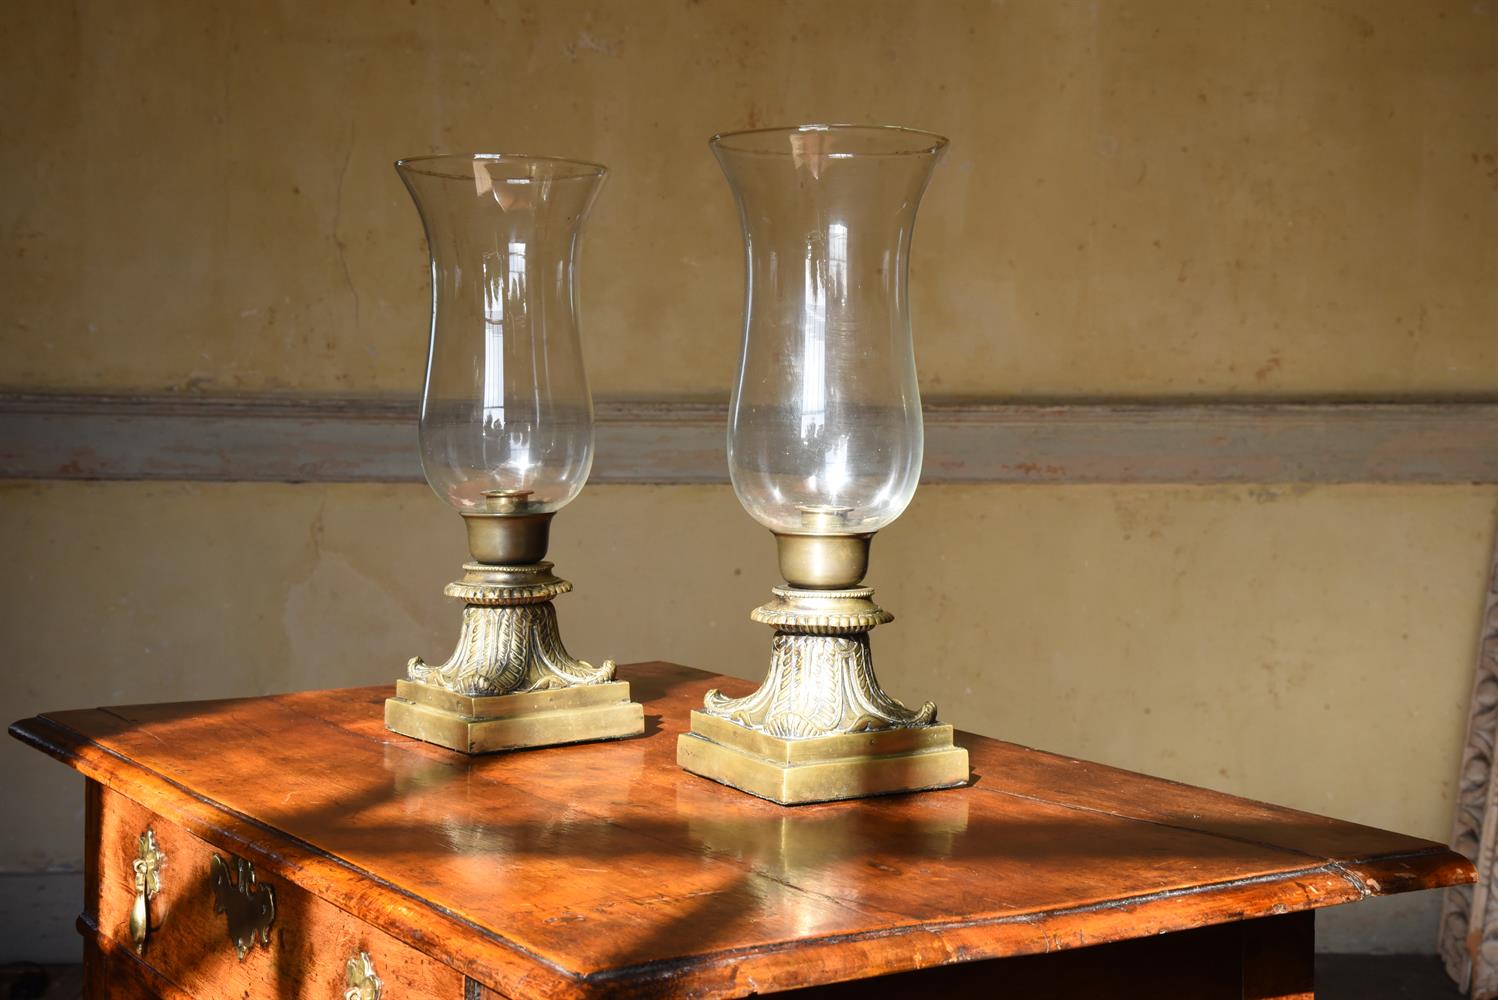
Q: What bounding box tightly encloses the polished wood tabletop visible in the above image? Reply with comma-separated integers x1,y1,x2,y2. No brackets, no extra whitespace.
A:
11,662,1474,998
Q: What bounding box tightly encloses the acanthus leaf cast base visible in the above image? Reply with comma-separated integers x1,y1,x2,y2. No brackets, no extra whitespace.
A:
384,560,643,754
679,585,968,804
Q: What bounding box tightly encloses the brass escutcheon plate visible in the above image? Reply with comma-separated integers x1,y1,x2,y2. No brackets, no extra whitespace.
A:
210,853,275,960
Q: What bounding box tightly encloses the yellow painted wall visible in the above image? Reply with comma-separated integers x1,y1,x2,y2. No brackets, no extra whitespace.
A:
3,0,1496,397
2,0,1495,962
1,481,1493,954
3,481,1492,865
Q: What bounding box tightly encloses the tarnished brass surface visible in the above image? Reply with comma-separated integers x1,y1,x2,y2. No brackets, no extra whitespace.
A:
129,828,165,955
704,630,934,736
408,598,613,695
749,586,893,634
386,678,644,753
684,566,967,803
394,506,641,753
406,562,613,696
344,950,384,1000
442,561,571,605
392,677,630,718
462,510,553,565
209,853,275,961
678,711,968,805
689,710,955,763
705,586,932,737
773,532,872,589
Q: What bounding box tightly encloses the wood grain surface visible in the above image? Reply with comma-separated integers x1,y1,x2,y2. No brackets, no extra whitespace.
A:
90,786,464,998
11,662,1475,999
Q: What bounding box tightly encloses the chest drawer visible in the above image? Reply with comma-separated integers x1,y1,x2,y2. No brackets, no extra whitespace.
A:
88,781,468,999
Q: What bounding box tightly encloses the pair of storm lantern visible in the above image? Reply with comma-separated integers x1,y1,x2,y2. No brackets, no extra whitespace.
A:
383,124,969,805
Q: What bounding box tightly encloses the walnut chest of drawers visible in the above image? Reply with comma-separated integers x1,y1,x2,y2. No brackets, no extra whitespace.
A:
10,662,1475,998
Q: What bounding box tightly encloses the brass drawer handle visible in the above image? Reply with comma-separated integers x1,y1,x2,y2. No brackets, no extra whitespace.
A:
345,951,384,1000
129,829,166,954
210,853,276,960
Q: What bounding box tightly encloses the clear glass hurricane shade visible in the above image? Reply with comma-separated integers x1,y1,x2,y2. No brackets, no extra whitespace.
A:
713,125,946,537
396,153,605,513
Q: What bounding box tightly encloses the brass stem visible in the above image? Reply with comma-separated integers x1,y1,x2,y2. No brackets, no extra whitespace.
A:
773,532,872,589
462,510,553,565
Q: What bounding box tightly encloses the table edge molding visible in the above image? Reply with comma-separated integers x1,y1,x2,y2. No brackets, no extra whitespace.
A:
5,392,1498,485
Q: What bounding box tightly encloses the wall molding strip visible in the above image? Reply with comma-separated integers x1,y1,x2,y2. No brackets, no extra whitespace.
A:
2,393,1496,485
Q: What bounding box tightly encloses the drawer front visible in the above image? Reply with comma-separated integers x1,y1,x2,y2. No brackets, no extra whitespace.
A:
92,783,466,998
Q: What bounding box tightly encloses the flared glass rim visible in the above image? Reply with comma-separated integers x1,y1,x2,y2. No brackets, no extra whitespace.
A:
709,123,949,158
394,152,608,183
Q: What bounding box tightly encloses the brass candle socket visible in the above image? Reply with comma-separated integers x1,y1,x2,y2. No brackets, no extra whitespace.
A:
385,494,643,753
679,532,969,805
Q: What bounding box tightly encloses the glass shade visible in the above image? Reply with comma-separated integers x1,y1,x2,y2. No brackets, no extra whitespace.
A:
397,154,606,513
713,125,946,536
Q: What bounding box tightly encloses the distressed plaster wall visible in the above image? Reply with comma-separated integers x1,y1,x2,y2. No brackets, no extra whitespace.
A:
2,0,1496,397
2,482,1495,959
2,0,1496,964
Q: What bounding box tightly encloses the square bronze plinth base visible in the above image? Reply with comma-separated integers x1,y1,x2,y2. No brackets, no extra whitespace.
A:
677,711,970,805
385,679,644,754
